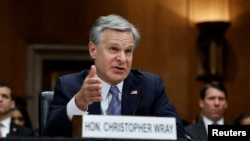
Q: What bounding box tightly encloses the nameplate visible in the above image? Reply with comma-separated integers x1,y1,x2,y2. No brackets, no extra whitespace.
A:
81,115,177,140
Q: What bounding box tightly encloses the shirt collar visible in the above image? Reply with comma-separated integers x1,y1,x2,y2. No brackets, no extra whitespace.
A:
203,116,224,125
203,116,224,134
1,117,11,128
95,75,124,99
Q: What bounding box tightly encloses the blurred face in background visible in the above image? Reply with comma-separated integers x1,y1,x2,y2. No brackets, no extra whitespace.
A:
11,108,25,126
199,87,228,122
0,86,15,119
241,117,250,125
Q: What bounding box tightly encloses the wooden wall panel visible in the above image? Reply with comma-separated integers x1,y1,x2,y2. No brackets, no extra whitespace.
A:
1,0,250,127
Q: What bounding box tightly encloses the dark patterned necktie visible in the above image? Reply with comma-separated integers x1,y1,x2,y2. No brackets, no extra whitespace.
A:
107,86,121,115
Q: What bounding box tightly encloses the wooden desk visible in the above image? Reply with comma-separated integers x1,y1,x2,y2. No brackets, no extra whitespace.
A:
72,115,82,137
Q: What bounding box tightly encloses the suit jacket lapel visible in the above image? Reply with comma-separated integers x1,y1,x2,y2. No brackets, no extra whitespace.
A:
198,121,208,141
7,122,19,137
121,72,144,115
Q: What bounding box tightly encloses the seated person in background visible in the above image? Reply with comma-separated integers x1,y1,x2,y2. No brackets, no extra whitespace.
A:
11,98,33,129
234,112,250,125
43,14,185,138
0,81,36,137
185,81,228,141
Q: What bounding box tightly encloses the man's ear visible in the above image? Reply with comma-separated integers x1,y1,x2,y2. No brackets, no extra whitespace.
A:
11,100,15,110
89,42,97,59
199,99,204,108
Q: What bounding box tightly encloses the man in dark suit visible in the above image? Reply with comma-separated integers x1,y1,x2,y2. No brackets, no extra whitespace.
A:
0,82,35,137
184,81,228,141
43,14,185,139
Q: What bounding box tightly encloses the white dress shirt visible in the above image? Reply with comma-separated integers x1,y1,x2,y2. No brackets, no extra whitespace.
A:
0,117,11,137
203,116,224,134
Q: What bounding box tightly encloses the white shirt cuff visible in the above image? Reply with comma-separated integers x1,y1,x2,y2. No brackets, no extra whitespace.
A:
67,95,88,120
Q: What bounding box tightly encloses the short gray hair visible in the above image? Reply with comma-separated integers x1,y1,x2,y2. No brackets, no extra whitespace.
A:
89,14,140,48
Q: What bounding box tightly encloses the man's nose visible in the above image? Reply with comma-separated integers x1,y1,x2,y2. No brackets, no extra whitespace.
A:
117,52,126,61
214,99,220,105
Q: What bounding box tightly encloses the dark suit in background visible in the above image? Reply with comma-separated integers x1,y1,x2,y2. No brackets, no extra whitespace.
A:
184,121,207,141
184,81,229,141
184,120,231,141
6,122,35,137
0,82,36,138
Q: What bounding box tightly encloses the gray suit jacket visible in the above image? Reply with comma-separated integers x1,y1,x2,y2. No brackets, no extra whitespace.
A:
184,119,231,141
184,121,207,141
